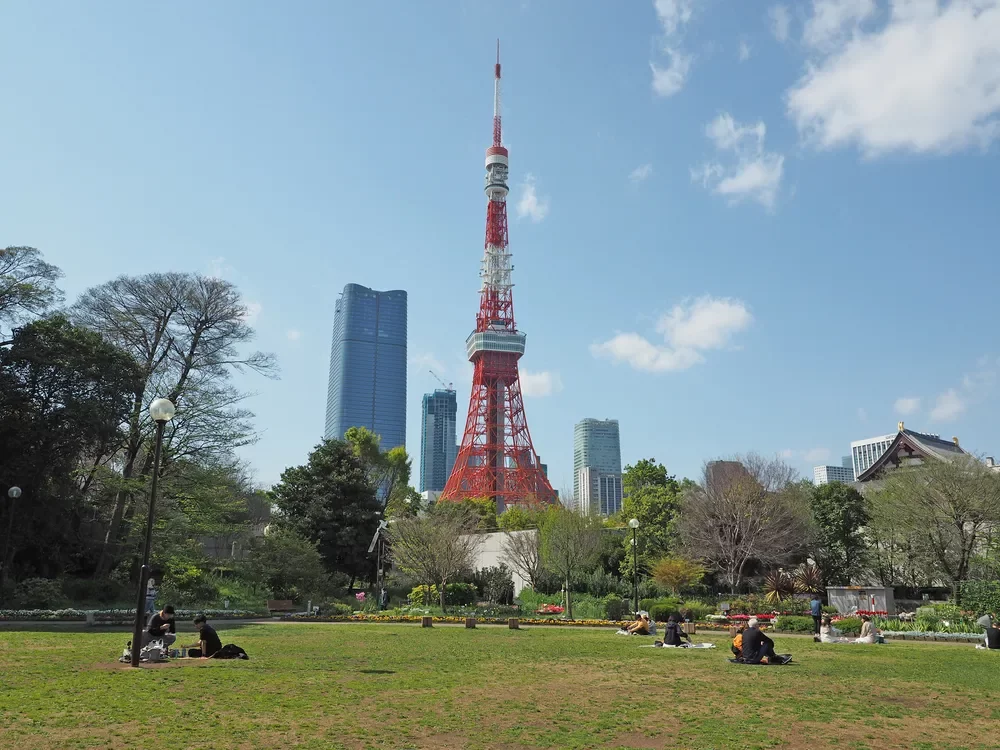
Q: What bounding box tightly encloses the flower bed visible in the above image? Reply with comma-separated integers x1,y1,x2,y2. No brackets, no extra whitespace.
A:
283,613,631,628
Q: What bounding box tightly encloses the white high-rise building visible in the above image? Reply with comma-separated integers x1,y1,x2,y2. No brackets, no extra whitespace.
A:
573,418,623,516
813,465,856,486
850,433,897,480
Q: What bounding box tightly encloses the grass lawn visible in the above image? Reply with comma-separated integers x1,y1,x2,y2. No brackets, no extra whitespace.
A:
1,624,998,749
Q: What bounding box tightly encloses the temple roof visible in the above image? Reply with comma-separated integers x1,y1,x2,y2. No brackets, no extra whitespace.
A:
856,428,968,482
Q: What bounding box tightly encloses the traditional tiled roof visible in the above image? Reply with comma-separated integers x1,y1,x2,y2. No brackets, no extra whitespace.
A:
856,428,968,482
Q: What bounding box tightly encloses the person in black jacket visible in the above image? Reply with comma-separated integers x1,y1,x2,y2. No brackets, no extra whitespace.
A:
661,614,692,647
741,618,791,664
143,605,176,648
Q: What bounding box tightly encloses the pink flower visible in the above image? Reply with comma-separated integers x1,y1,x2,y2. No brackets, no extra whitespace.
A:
356,592,366,602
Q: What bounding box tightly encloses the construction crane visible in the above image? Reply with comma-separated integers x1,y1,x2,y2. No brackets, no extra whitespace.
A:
429,370,454,391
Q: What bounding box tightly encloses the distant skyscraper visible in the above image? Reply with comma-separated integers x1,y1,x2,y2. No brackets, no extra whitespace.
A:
324,284,407,450
850,432,897,480
813,465,855,486
841,456,853,470
573,419,623,516
420,389,458,492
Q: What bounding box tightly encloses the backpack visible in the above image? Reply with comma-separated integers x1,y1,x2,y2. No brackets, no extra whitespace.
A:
214,643,249,660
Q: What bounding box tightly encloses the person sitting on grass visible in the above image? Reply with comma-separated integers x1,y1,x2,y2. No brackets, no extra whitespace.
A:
625,612,652,635
741,618,791,664
661,613,692,647
855,615,881,645
731,624,745,659
976,615,1000,650
819,616,850,644
143,605,176,648
184,614,223,659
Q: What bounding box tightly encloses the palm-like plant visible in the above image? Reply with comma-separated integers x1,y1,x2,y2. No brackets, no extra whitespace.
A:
763,569,795,604
794,564,824,595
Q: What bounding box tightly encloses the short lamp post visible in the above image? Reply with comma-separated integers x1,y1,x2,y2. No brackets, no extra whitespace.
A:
629,518,640,616
1,486,22,594
130,398,175,667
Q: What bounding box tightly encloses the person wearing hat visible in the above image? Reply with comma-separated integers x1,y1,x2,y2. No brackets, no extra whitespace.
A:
625,612,652,635
976,614,1000,650
741,618,791,664
185,614,223,658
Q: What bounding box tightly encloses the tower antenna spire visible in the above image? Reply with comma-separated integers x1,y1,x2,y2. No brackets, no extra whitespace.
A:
493,39,502,147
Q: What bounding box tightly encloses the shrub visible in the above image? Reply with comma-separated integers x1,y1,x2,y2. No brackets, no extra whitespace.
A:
579,568,626,598
775,615,815,633
445,583,477,606
60,577,128,605
242,528,329,601
159,562,221,607
14,578,64,609
320,602,353,616
678,600,714,621
409,585,438,606
603,595,626,621
472,566,514,604
961,580,1000,616
835,616,862,636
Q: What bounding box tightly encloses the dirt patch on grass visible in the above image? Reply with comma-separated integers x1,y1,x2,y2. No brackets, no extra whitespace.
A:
83,658,222,671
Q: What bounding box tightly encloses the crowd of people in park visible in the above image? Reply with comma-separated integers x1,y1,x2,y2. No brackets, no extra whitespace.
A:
614,592,999,662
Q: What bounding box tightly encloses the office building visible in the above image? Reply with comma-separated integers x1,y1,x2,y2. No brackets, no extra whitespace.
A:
841,456,853,469
420,389,458,492
324,284,407,450
813,465,856,486
850,432,896,480
573,418,623,516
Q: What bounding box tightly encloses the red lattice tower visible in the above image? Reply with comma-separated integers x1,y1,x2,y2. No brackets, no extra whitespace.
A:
440,43,557,513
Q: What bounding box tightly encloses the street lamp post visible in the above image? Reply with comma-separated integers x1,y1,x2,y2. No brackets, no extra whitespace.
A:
1,486,22,595
628,518,640,616
130,398,175,667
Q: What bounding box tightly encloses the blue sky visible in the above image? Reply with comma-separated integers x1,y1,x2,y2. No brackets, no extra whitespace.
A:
3,1,999,490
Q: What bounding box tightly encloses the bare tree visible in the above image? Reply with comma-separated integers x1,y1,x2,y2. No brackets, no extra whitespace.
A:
387,506,483,611
0,246,63,339
539,507,603,619
679,455,812,594
500,529,542,591
72,272,277,575
873,455,1000,600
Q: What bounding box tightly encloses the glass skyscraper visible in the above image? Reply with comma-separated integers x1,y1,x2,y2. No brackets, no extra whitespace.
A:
573,418,623,516
420,389,458,492
324,284,407,451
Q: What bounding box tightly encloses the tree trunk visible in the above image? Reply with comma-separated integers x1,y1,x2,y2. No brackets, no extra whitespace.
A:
440,579,447,612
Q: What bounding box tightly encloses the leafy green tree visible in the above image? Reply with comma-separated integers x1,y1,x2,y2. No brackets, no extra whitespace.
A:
0,316,141,581
344,426,419,511
0,247,63,339
244,527,329,602
809,481,868,585
270,438,380,590
651,556,705,595
619,459,682,580
540,508,603,619
498,505,542,531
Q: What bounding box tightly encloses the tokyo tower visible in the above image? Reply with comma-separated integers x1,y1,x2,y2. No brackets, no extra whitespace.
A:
440,43,558,513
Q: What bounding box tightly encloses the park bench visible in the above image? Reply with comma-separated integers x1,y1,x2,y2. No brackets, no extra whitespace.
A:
267,599,296,615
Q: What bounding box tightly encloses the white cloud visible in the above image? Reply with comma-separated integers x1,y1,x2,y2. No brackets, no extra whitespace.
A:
803,0,877,50
629,163,654,182
516,174,550,223
654,0,693,36
519,369,563,397
804,447,832,463
692,113,785,209
787,0,1000,156
930,388,967,422
739,40,752,61
286,329,302,342
650,1,696,96
894,396,921,416
240,301,262,325
591,296,752,373
206,257,230,280
769,4,792,41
